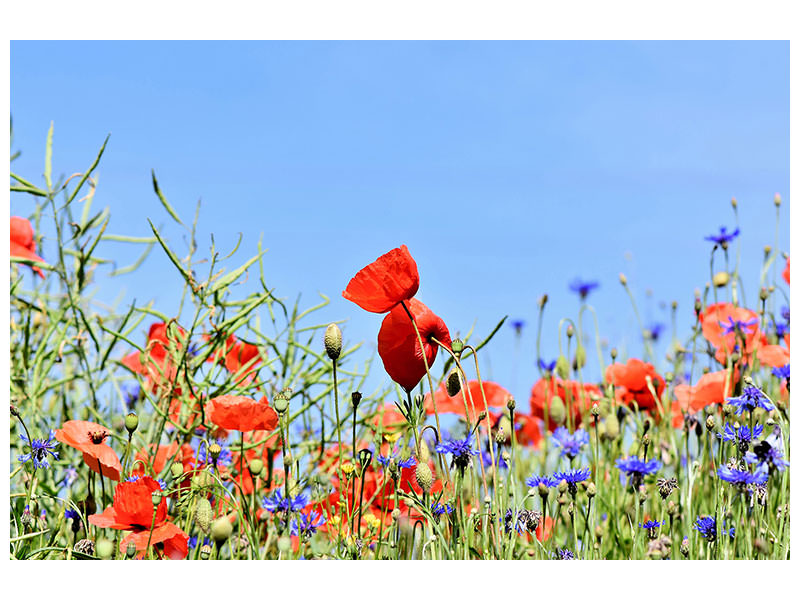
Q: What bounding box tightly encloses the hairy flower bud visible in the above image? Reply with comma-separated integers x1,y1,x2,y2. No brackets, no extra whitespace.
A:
195,498,213,534
324,323,342,361
415,462,433,494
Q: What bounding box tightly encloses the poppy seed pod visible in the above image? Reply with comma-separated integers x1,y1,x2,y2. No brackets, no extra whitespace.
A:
151,491,163,507
712,271,729,287
200,544,212,559
125,542,137,559
415,462,433,494
195,498,213,534
351,391,362,409
249,458,264,477
170,462,184,479
277,536,292,553
446,369,461,397
210,517,233,545
209,443,222,461
451,338,464,355
124,412,139,434
506,395,516,411
273,392,289,415
324,323,343,361
96,538,114,559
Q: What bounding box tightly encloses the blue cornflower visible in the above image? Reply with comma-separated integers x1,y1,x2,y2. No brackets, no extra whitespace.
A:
551,426,590,460
727,385,775,415
552,468,592,495
61,466,78,488
375,449,417,469
746,437,789,472
555,548,575,560
188,535,210,549
64,508,80,521
772,364,790,380
436,434,479,471
431,502,453,518
721,316,759,336
616,456,661,488
646,323,665,342
481,448,508,469
526,474,556,489
640,519,663,530
538,358,556,373
717,464,769,487
694,515,734,542
290,510,326,537
704,226,740,246
569,278,600,300
263,490,309,513
717,422,763,453
510,319,526,334
122,385,141,410
774,322,789,337
781,305,790,322
18,430,59,469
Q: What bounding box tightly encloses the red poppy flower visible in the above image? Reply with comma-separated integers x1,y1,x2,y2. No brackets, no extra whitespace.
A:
489,411,544,448
377,298,451,392
425,380,511,421
55,420,122,481
10,216,46,277
207,395,278,432
122,322,188,387
132,441,195,478
529,377,600,430
605,358,665,411
89,475,188,559
756,344,790,369
783,257,790,285
699,302,765,364
671,369,738,428
343,245,420,313
205,333,263,381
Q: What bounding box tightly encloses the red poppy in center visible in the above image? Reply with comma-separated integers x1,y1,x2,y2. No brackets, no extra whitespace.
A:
89,475,189,559
605,358,665,411
342,245,420,313
377,298,451,392
207,395,279,432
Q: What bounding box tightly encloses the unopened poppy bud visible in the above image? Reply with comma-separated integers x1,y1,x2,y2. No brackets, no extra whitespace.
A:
712,271,729,287
125,412,139,434
324,323,342,361
619,272,627,286
418,441,430,463
591,403,600,417
415,462,433,493
694,297,702,314
196,498,213,533
760,287,769,301
566,325,574,339
351,391,362,409
446,369,461,396
277,536,292,553
200,544,212,559
556,355,569,379
273,392,289,415
604,413,620,441
574,345,586,369
211,517,233,545
151,491,162,507
451,338,464,355
774,193,781,206
548,395,566,426
125,542,137,559
249,459,264,477
587,482,596,498
170,463,184,479
610,347,618,360
391,508,401,521
705,415,715,432
96,538,114,559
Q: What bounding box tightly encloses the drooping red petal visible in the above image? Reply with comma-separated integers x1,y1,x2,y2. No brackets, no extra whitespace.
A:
207,395,279,432
377,298,450,392
343,245,420,313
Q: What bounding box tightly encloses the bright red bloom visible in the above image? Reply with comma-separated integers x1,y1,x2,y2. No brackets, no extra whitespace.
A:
783,257,790,285
132,441,195,478
89,476,188,559
122,322,188,387
425,380,510,421
205,333,263,382
207,395,278,432
529,377,600,430
699,302,765,364
489,411,544,448
377,298,451,392
756,343,790,368
605,358,665,411
343,245,420,313
671,369,739,428
55,420,122,481
10,216,46,277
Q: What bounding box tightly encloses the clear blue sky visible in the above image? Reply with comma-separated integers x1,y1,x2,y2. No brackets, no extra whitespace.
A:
10,41,790,406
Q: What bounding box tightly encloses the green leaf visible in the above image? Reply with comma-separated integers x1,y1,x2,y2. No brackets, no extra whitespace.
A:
44,121,54,191
151,170,184,226
208,250,266,295
148,219,194,285
67,134,109,205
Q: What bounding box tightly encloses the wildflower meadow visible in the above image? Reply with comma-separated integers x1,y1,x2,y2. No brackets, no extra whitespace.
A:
8,124,790,561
